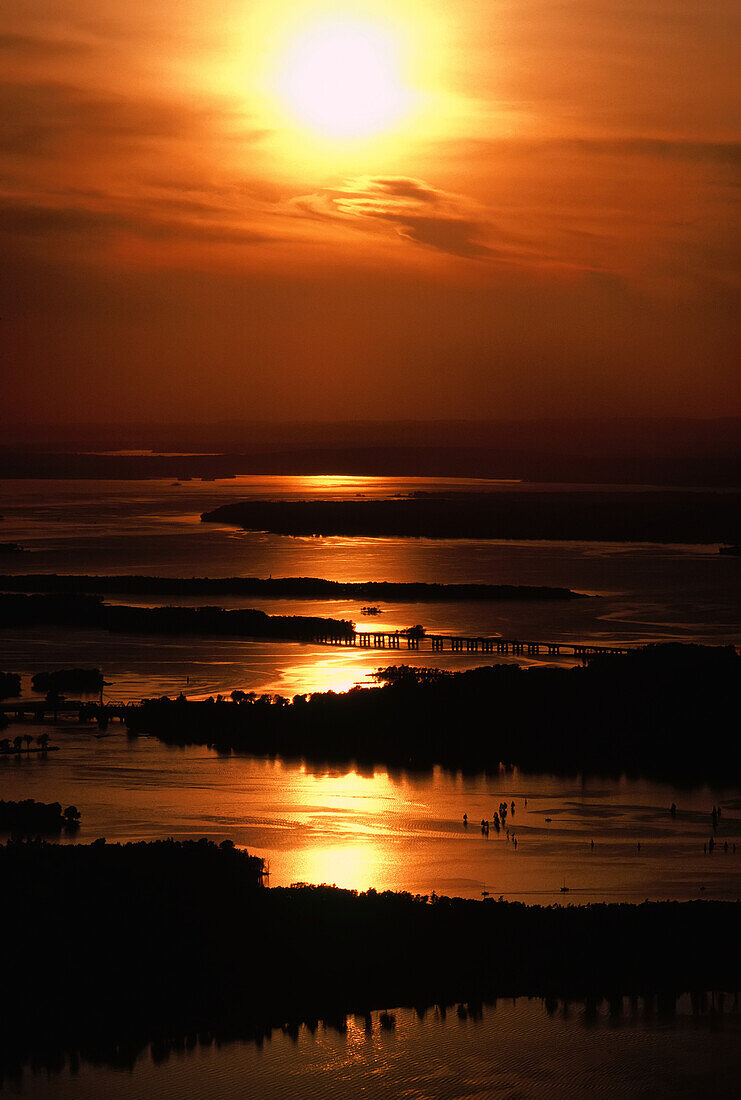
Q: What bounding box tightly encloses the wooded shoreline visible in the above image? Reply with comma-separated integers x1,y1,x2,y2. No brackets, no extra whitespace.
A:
1,838,739,1080
125,645,741,782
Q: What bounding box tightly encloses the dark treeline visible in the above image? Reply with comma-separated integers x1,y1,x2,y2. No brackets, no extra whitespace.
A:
0,593,354,641
126,645,741,782
0,573,586,602
0,672,21,699
0,732,52,752
0,800,79,833
1,839,739,1080
31,668,104,694
202,491,741,543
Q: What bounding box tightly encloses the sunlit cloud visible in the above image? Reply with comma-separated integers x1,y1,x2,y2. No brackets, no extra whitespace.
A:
290,175,497,260
0,33,93,58
0,79,266,159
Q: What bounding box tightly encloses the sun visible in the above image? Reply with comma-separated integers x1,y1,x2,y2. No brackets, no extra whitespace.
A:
276,19,412,139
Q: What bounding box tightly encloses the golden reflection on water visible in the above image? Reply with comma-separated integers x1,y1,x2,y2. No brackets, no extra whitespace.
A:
5,724,741,903
289,843,387,892
266,765,405,890
278,653,379,696
280,475,384,495
237,474,508,498
273,648,564,698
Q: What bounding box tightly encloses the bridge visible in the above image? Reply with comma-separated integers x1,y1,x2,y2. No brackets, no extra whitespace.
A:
311,630,631,659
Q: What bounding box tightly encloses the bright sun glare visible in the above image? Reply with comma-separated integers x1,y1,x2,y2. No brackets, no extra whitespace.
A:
277,20,411,139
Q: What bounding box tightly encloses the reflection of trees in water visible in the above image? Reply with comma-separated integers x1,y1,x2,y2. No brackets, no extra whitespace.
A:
2,992,738,1084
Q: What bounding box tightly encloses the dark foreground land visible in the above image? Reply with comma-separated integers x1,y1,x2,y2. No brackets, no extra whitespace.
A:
0,573,586,602
0,671,20,699
126,645,741,783
202,491,741,543
1,838,739,1078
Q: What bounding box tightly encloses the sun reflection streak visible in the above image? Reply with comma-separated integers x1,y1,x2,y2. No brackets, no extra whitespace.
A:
278,653,378,696
289,842,387,892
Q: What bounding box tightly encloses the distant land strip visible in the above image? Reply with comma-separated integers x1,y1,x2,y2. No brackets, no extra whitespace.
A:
0,574,588,602
201,491,741,543
0,593,354,642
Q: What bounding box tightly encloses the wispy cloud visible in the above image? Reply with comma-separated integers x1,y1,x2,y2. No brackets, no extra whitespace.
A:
0,32,93,58
0,80,266,159
0,199,274,247
290,176,497,260
457,136,741,169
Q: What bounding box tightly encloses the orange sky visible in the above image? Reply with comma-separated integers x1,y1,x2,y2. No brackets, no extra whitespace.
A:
1,0,738,423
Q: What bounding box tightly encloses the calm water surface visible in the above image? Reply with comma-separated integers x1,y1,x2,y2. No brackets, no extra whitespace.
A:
2,726,740,903
6,997,741,1099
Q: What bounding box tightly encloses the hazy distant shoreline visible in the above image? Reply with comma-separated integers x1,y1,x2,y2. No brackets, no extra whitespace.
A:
2,417,740,486
202,491,741,543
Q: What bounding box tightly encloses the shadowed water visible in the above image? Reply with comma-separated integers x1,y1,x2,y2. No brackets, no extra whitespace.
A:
5,996,741,1099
